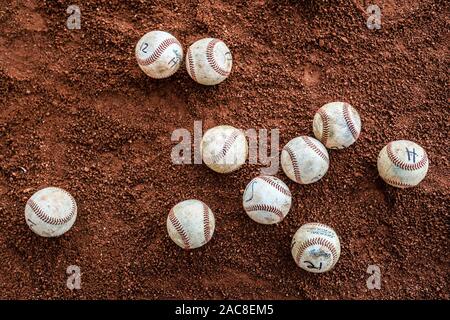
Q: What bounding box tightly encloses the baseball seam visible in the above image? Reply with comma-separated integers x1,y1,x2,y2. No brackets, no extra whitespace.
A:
343,103,359,140
302,136,329,163
212,130,240,163
383,177,416,188
259,176,291,197
206,39,230,77
295,237,338,269
244,204,284,221
201,202,211,244
136,38,180,66
26,189,76,225
386,143,428,171
169,209,191,249
283,145,303,183
317,109,330,146
187,47,197,82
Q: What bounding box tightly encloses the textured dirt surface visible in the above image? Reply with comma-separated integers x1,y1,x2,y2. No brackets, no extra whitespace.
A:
0,0,449,299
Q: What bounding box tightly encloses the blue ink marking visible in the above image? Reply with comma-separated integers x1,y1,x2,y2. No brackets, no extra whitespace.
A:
406,147,418,163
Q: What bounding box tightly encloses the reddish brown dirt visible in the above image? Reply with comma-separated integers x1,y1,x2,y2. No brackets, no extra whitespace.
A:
0,0,448,299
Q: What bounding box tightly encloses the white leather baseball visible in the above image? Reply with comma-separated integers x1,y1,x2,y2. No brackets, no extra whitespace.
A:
243,176,292,224
377,140,429,188
186,38,232,85
167,199,215,249
281,136,329,184
135,30,183,79
201,125,248,173
291,223,341,273
313,101,362,149
25,187,77,237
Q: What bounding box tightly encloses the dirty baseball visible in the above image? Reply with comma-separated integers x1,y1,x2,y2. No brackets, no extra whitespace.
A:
167,199,215,249
201,125,248,173
281,136,330,184
243,175,292,224
313,101,362,149
135,30,183,79
186,38,233,85
25,187,77,237
377,140,429,188
291,223,341,273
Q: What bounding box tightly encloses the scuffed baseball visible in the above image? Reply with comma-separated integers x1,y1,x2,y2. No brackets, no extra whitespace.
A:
377,140,429,188
167,199,215,249
243,176,292,224
186,38,232,85
313,101,362,149
281,136,329,184
25,187,77,237
291,223,341,273
201,125,248,174
135,30,183,79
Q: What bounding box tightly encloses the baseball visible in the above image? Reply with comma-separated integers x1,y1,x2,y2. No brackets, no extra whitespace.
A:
135,30,183,79
243,176,292,224
167,199,215,249
25,187,77,237
186,38,232,85
201,125,248,173
281,136,329,184
377,140,429,188
291,223,341,273
313,101,362,149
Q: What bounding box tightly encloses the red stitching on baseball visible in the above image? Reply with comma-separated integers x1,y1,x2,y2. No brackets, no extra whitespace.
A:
383,177,416,188
206,39,230,77
169,209,191,249
187,47,197,82
295,237,338,269
26,188,76,225
244,204,284,221
259,176,291,197
302,136,329,163
343,103,359,140
387,143,428,171
212,130,240,163
317,109,330,146
283,145,303,184
201,202,211,244
136,38,180,66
